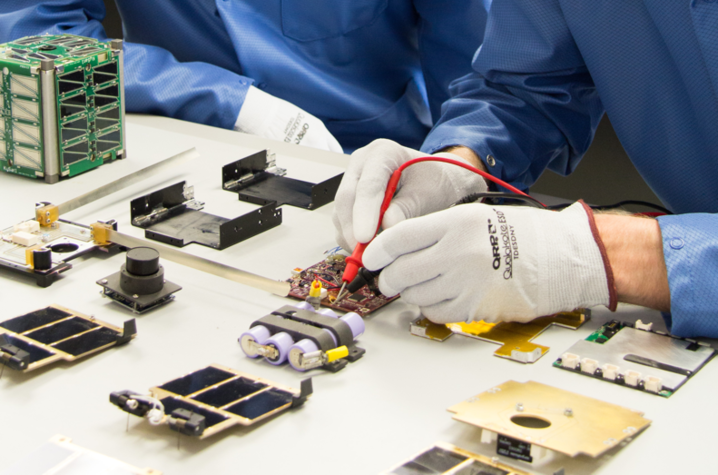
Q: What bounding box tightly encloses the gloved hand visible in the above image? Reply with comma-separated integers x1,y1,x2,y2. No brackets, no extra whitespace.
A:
333,139,488,251
362,201,616,324
235,86,343,153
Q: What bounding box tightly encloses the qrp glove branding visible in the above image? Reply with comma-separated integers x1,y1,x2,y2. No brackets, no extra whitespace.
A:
284,113,311,145
489,208,519,280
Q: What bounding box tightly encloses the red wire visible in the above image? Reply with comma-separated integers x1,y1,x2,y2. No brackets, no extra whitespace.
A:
314,275,339,289
397,157,544,206
341,155,544,285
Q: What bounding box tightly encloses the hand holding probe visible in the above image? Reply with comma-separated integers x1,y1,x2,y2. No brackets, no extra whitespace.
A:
334,156,540,302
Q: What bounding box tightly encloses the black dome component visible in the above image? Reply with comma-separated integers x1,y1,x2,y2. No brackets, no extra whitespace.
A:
125,247,160,276
97,247,181,314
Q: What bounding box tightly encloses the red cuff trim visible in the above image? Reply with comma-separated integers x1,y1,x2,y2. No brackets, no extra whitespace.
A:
579,200,618,311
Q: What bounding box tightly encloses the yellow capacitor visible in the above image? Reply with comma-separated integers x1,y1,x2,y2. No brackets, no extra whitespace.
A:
308,279,322,298
326,346,349,363
24,244,43,268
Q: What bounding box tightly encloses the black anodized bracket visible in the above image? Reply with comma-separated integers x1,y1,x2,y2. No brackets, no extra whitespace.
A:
222,150,343,210
130,181,282,250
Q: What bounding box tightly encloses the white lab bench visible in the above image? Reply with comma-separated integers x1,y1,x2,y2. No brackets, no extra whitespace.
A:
0,115,715,474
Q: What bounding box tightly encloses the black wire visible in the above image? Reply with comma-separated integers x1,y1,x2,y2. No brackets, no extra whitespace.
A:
453,192,546,209
546,200,672,214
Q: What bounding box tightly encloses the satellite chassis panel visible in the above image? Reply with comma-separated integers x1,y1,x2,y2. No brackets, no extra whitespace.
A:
0,34,125,183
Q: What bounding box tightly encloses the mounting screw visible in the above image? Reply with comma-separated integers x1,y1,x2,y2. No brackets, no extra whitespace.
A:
100,279,108,284
564,408,573,417
516,403,524,412
132,294,139,299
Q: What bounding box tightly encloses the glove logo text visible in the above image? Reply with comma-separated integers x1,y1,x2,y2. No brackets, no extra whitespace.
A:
492,209,519,280
487,219,500,270
284,113,310,145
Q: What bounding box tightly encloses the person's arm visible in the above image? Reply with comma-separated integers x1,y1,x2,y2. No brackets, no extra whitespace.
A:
595,214,670,311
421,0,604,191
0,0,249,129
412,0,488,123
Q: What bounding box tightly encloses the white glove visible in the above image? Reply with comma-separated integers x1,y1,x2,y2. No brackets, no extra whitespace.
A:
362,201,616,324
332,139,488,251
235,86,343,153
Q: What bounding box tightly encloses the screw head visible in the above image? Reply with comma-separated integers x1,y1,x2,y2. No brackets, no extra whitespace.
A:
100,279,108,284
516,403,524,412
132,294,139,299
564,408,573,417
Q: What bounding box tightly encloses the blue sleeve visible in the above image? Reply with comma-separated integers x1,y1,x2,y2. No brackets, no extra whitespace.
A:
413,0,488,122
657,214,718,338
0,0,251,130
421,0,604,191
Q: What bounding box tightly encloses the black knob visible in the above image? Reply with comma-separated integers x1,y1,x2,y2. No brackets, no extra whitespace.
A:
125,247,160,276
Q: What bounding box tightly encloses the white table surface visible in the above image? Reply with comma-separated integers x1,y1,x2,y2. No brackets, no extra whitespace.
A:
0,115,715,475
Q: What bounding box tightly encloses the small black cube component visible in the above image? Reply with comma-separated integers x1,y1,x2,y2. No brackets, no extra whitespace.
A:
97,247,181,314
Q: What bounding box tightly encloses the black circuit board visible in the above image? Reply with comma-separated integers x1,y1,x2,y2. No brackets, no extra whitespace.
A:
287,255,398,317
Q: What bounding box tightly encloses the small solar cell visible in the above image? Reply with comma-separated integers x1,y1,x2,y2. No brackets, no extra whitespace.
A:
159,366,235,396
225,389,293,420
51,326,119,356
191,377,267,408
25,317,98,345
453,460,509,475
0,307,72,333
391,447,467,475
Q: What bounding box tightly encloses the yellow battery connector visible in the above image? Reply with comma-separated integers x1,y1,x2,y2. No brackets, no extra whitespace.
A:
326,346,349,363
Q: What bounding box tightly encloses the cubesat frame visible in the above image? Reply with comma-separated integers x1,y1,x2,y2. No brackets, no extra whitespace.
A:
0,34,125,183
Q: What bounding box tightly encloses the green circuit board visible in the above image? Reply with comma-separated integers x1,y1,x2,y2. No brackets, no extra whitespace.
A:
0,34,124,182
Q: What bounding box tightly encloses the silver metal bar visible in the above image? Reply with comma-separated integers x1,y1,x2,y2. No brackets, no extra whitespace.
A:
110,39,126,158
56,147,199,215
107,229,290,297
40,59,60,184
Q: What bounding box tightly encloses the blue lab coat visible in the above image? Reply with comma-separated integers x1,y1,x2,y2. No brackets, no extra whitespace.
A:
422,0,718,338
0,0,487,152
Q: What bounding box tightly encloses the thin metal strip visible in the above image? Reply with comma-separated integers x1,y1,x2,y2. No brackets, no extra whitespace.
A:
107,229,290,297
57,147,199,215
40,65,59,183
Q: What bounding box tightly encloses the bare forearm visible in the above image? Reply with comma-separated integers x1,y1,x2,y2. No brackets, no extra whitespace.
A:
594,214,670,312
439,146,486,171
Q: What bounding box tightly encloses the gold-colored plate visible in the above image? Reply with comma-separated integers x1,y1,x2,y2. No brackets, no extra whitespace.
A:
448,380,651,458
383,442,534,474
411,309,589,363
449,309,589,363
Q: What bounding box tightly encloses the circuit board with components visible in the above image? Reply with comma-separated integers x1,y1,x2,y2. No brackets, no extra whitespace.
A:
287,253,398,317
0,217,107,287
0,34,125,183
554,320,716,397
